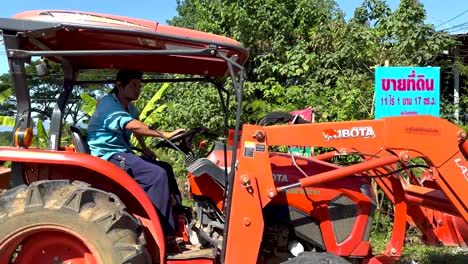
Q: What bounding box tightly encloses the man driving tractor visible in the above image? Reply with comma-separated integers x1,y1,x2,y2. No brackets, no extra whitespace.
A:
87,69,185,236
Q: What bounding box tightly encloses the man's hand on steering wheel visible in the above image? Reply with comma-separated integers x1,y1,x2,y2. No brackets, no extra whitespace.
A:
155,127,208,154
166,128,186,139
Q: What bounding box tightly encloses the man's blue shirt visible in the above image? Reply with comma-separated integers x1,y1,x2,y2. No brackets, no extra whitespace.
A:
87,94,139,160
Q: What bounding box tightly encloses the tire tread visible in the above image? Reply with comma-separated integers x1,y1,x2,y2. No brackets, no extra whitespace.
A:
0,180,150,264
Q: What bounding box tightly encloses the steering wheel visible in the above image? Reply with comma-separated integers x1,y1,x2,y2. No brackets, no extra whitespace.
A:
155,127,208,152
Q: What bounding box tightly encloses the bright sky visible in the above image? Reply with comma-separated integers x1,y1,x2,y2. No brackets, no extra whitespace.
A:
1,0,467,74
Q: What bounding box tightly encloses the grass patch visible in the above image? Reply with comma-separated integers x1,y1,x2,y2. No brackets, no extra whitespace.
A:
371,232,468,264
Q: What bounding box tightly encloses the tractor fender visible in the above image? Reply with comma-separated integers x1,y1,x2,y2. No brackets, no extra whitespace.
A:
0,147,166,263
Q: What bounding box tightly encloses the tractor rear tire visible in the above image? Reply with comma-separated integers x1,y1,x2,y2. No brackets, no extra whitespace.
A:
281,252,351,264
0,180,150,264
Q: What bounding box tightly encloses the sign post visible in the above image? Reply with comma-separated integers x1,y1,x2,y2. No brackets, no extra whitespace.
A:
290,108,313,157
374,67,440,119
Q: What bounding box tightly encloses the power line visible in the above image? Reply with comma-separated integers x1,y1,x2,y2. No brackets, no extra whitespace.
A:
447,26,468,34
445,21,468,32
443,21,468,31
436,9,468,28
448,26,468,34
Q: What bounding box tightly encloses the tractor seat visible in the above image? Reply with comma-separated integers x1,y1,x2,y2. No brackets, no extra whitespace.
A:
70,126,90,154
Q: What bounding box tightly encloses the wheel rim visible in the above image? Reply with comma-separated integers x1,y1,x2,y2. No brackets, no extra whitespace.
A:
0,225,101,264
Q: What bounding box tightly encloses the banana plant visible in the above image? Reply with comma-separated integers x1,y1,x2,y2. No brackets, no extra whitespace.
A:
0,87,13,102
36,119,49,149
0,116,15,126
132,83,172,147
81,93,97,117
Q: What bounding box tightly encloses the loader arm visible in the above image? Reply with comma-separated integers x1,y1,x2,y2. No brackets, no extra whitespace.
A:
266,115,467,221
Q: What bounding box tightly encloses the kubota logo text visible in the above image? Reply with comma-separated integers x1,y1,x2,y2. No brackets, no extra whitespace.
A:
323,127,376,140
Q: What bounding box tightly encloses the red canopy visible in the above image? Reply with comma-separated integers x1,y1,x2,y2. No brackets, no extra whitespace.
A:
9,10,248,76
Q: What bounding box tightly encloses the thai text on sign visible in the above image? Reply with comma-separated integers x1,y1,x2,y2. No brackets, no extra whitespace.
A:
374,67,440,119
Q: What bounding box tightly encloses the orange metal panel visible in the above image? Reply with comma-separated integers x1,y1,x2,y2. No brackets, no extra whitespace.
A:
224,125,276,264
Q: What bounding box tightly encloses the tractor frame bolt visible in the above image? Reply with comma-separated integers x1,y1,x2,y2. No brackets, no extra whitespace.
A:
241,176,250,184
399,151,410,162
390,248,397,255
267,188,276,198
458,131,467,141
243,217,251,226
254,130,265,142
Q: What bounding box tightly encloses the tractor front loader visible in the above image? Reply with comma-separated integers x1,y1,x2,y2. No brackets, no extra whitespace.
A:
192,116,467,264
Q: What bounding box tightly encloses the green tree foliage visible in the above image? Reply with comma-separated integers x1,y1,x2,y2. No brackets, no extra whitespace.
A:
0,131,11,146
168,0,455,125
0,73,15,118
0,71,15,136
156,80,231,133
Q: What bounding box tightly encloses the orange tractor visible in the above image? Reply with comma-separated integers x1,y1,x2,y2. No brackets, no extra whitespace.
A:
0,10,466,264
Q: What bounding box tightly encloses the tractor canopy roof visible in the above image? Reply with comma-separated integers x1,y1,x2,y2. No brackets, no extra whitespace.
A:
1,10,248,76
